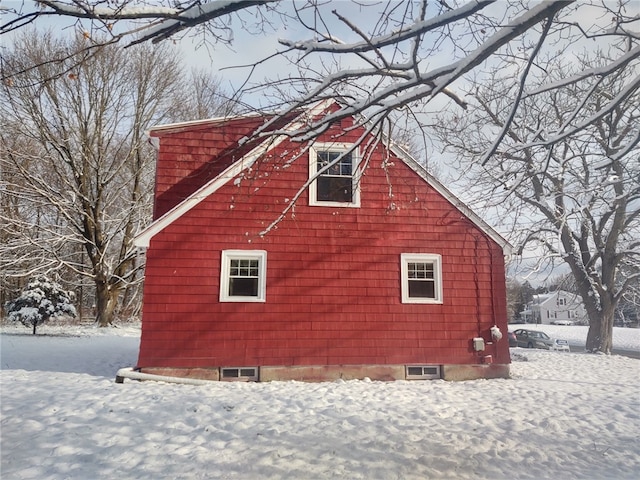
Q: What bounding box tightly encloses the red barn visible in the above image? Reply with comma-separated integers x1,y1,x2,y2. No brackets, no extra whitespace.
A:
134,103,512,382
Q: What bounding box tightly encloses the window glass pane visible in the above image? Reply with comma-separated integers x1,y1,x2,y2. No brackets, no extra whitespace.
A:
317,176,353,202
249,260,258,276
318,151,352,176
407,366,423,376
313,149,355,204
408,279,435,298
317,151,333,173
408,262,434,279
229,277,259,297
230,259,240,275
341,157,352,175
230,260,259,279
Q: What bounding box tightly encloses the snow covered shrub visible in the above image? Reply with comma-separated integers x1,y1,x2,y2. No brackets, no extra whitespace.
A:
4,276,77,334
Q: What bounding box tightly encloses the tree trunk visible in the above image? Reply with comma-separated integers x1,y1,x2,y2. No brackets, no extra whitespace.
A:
32,322,37,335
95,280,120,327
585,304,615,354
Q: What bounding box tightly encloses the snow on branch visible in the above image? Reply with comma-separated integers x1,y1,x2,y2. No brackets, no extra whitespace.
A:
279,0,493,53
12,1,276,46
36,0,274,21
239,1,573,152
519,74,640,151
34,1,183,19
480,15,554,166
278,1,572,142
130,0,277,45
525,45,640,98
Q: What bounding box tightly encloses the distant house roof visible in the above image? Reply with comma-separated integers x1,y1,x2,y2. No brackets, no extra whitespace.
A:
134,101,512,255
531,290,583,307
532,293,554,304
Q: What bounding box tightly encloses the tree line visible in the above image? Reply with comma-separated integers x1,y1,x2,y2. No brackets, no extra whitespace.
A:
1,30,232,326
1,1,638,353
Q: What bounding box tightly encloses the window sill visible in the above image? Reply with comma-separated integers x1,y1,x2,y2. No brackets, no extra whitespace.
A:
401,298,443,305
309,200,360,208
220,297,266,303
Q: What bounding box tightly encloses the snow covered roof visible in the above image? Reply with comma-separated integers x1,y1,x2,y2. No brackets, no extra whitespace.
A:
134,101,512,255
531,290,582,307
532,293,554,304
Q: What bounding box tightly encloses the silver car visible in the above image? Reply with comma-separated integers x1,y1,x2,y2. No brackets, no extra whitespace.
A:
513,329,570,351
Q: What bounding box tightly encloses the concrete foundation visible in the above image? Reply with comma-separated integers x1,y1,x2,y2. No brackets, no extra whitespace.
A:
140,367,220,381
138,363,510,382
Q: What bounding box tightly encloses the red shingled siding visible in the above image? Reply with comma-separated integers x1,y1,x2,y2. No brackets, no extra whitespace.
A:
151,115,292,219
138,119,509,370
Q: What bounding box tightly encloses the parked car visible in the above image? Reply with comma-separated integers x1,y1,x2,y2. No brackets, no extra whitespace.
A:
552,320,575,326
507,331,518,347
512,329,570,352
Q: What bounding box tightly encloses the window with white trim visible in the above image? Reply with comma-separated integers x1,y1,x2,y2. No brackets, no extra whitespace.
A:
220,250,267,302
309,143,360,207
401,254,443,304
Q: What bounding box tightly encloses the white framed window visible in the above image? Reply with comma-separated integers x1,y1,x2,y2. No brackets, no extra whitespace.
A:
309,143,360,207
401,253,443,304
220,250,267,302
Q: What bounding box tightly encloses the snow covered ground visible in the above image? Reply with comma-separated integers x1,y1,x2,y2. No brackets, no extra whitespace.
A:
1,323,639,480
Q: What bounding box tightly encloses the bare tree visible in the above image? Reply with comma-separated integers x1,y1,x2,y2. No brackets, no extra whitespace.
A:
433,49,640,353
170,67,237,121
2,2,637,153
3,1,637,339
0,31,202,325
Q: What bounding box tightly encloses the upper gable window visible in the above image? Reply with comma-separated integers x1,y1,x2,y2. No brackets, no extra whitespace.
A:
309,143,360,207
220,250,267,302
401,253,443,304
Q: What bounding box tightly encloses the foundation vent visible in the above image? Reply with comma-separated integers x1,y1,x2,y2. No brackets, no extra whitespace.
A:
221,367,259,381
406,365,441,380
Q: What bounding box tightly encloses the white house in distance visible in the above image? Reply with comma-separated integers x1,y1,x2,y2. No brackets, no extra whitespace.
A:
520,290,588,325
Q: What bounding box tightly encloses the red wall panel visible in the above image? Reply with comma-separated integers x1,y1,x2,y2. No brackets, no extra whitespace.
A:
137,119,510,371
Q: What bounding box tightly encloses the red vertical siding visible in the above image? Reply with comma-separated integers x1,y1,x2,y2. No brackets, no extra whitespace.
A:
138,119,510,371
